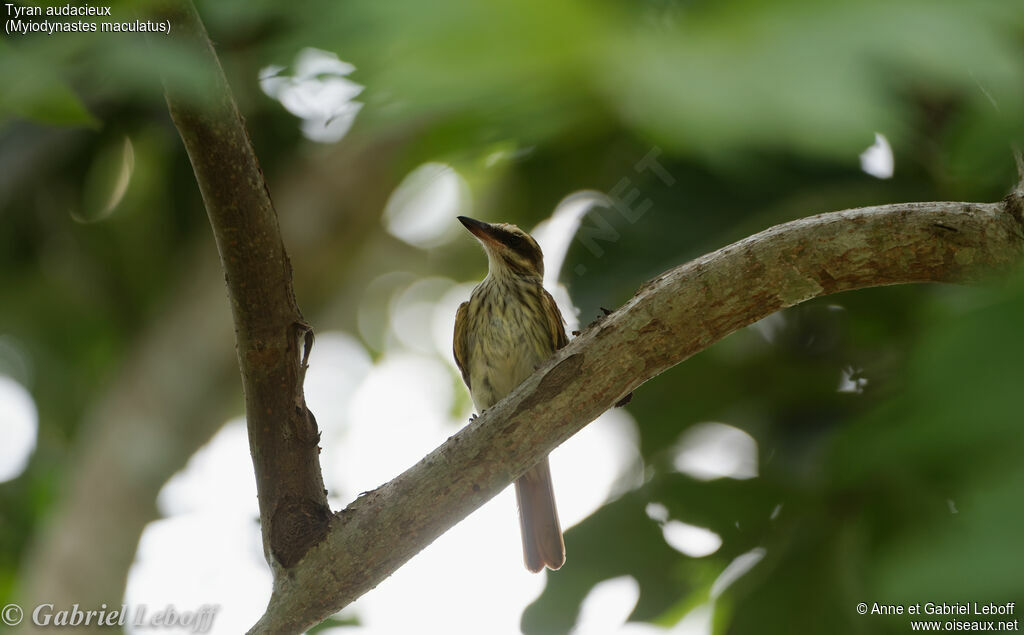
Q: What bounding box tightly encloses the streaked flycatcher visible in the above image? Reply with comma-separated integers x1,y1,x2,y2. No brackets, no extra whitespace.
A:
453,215,567,572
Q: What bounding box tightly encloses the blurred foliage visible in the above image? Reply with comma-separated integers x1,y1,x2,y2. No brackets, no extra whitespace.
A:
1,0,1023,632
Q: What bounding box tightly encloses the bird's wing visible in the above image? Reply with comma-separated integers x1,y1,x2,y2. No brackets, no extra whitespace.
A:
542,289,569,350
453,300,472,388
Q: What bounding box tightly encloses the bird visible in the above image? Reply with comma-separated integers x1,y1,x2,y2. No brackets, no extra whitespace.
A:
453,215,567,572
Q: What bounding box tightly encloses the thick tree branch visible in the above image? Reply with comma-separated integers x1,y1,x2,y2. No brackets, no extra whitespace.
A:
251,199,1024,632
20,82,412,634
153,3,1024,632
159,0,330,574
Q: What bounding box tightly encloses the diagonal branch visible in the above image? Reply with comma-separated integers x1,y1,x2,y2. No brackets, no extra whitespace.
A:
251,198,1024,633
159,0,330,577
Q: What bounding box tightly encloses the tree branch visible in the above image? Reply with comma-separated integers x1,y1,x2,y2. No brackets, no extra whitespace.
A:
155,3,1024,632
250,199,1024,632
159,0,330,575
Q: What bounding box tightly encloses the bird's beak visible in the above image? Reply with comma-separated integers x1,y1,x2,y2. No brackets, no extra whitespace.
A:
458,216,501,246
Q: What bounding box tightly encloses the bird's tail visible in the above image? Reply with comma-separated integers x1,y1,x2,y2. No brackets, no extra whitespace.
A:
515,456,565,572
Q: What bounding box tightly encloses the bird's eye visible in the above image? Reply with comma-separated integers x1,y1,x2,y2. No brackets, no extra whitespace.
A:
506,234,524,248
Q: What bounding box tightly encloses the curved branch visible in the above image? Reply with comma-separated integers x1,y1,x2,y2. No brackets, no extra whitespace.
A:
251,198,1024,632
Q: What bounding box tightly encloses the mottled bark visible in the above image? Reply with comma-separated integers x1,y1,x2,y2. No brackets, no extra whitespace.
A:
158,0,330,573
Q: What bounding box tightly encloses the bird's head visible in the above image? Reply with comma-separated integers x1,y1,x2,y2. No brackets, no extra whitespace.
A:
458,216,545,280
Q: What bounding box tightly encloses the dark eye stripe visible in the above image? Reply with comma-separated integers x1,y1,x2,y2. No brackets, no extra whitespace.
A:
500,230,524,247
513,241,534,258
498,229,544,275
